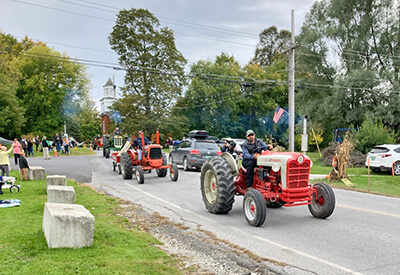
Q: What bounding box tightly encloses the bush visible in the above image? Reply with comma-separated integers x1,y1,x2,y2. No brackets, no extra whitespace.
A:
352,117,396,154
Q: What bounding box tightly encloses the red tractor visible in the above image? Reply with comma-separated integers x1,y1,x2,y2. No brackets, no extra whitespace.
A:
200,150,335,227
115,131,179,184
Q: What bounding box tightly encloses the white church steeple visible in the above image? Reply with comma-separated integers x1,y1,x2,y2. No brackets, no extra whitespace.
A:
100,77,116,115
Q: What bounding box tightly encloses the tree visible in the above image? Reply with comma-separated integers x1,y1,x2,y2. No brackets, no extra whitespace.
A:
13,37,91,137
108,8,187,137
253,26,291,67
0,33,26,138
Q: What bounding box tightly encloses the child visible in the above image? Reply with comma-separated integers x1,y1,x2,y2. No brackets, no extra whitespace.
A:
19,152,29,181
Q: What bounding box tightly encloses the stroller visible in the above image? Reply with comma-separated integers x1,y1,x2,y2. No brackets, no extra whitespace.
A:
0,176,20,194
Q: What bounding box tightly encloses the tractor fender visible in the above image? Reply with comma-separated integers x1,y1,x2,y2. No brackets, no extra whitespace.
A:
221,152,239,176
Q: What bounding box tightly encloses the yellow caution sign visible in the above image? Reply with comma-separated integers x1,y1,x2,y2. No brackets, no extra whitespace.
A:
341,178,354,187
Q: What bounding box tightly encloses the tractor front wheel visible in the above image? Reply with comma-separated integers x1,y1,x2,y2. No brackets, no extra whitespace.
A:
156,153,168,177
200,156,235,214
135,167,145,184
308,183,335,219
120,152,132,179
105,148,110,159
243,189,267,227
170,163,179,181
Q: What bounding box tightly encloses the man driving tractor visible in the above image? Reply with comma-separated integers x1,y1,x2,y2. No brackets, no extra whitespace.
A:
241,130,272,190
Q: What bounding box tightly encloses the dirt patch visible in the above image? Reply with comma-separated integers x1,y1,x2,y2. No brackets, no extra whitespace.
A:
117,200,281,275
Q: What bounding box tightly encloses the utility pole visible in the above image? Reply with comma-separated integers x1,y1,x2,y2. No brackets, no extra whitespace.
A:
288,9,296,152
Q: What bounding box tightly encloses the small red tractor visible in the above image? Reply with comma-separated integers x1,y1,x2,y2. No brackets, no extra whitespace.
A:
200,149,335,227
113,131,179,184
91,135,103,151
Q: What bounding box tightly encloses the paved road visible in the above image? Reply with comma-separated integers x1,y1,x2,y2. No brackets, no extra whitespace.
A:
23,152,400,274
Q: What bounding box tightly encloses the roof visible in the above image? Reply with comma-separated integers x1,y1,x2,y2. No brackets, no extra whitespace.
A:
103,78,114,87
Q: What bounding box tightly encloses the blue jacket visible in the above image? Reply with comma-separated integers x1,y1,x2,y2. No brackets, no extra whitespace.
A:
241,138,268,160
133,137,149,149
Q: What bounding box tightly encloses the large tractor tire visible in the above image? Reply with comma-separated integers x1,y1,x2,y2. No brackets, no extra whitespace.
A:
105,148,110,159
92,142,97,151
308,182,335,219
156,153,168,177
243,189,267,227
120,152,133,179
170,163,179,181
200,156,235,214
135,166,145,184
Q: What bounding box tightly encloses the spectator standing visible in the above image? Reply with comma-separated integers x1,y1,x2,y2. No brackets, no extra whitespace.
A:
12,138,22,165
0,146,13,176
53,133,62,156
27,139,34,157
63,136,70,156
21,138,28,156
19,151,29,180
42,136,50,160
34,135,40,152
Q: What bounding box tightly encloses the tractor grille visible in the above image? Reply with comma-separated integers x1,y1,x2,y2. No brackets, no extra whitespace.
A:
287,160,310,188
149,148,162,159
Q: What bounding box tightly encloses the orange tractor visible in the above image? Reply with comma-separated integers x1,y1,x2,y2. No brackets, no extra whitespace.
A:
113,131,179,184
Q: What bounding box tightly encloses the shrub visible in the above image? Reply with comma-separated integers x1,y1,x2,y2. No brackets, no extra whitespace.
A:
352,117,396,154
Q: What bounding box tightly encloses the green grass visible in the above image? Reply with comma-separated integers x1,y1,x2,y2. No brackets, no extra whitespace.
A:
306,151,400,197
0,171,181,274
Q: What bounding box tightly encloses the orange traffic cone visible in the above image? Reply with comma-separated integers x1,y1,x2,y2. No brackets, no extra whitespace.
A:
54,149,58,157
90,145,93,151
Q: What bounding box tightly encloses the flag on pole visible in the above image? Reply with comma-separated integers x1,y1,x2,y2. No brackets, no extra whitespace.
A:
273,106,285,123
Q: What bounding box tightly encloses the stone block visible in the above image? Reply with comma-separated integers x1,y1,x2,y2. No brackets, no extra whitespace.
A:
28,166,45,180
47,185,75,204
42,203,95,248
46,175,67,191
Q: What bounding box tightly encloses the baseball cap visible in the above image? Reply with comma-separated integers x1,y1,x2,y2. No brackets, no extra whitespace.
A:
246,130,255,136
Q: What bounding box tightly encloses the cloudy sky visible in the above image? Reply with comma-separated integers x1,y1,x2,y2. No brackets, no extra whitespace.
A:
1,0,317,108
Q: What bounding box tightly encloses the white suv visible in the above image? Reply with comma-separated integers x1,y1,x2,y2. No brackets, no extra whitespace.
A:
365,144,400,175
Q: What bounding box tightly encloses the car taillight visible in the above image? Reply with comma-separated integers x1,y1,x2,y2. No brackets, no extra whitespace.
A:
216,151,222,155
382,154,392,158
190,150,201,155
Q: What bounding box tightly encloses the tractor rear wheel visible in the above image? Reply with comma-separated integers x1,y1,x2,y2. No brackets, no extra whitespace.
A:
92,142,97,150
200,156,235,214
156,153,168,177
118,164,121,174
105,148,110,159
120,152,132,179
243,189,267,227
170,163,179,181
112,161,116,172
308,182,335,219
135,167,145,184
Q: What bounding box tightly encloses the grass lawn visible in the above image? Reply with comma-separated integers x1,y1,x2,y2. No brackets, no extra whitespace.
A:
306,152,400,197
0,170,181,274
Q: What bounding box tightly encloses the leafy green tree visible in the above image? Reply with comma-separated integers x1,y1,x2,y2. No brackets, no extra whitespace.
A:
13,38,90,137
253,26,291,67
353,117,396,154
108,8,186,137
0,33,25,138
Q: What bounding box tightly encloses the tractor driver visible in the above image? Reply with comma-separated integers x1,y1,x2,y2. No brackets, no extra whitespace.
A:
241,130,272,190
133,131,150,150
114,127,121,136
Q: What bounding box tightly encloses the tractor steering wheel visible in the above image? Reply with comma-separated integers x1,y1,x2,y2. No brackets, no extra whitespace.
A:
251,145,270,154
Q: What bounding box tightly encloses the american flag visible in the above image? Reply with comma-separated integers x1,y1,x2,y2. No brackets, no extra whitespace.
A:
273,106,285,123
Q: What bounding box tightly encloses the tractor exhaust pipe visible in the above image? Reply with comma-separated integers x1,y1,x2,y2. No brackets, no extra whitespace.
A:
156,130,159,145
141,131,145,149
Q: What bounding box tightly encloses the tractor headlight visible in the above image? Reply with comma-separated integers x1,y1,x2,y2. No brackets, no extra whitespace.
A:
297,155,304,164
272,163,281,172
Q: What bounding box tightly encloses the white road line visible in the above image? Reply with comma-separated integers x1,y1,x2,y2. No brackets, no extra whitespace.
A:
122,181,216,222
122,182,363,274
337,204,400,218
252,234,363,275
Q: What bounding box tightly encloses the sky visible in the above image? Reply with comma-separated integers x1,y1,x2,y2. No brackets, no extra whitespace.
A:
0,0,317,109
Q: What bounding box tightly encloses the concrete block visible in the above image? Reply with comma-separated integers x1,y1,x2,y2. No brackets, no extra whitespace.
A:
28,166,45,180
42,203,95,248
47,186,75,204
46,175,67,191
